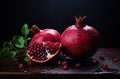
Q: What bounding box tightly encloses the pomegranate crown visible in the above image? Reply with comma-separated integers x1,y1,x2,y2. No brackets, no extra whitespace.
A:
30,25,40,35
74,16,86,28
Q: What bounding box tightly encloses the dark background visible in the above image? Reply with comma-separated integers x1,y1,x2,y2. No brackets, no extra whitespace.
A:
0,0,120,47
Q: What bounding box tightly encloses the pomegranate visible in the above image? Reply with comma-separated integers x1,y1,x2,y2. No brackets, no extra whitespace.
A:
26,25,61,63
60,16,100,59
30,25,61,43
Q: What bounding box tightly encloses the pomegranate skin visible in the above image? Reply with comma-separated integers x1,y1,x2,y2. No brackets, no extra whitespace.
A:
30,25,61,43
60,17,100,59
31,29,60,43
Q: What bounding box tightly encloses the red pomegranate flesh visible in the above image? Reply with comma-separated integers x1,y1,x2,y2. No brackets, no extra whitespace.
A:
26,25,61,63
60,16,100,59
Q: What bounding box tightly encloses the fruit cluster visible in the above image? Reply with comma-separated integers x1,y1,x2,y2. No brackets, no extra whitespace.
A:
26,16,100,64
0,16,101,70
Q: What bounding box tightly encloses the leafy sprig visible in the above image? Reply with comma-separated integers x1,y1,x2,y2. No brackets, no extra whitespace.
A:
0,23,30,62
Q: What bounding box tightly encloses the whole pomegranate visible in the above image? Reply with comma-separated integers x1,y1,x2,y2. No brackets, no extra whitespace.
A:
60,16,100,60
26,25,61,63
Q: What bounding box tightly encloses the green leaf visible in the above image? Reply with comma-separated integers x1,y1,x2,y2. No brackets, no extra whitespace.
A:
9,41,14,47
21,23,29,36
3,41,14,48
24,56,30,62
3,42,10,47
9,51,17,58
13,36,25,48
0,47,9,57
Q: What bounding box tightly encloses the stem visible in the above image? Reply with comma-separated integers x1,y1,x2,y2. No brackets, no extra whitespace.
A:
24,36,27,47
30,25,40,35
75,16,86,28
12,47,26,52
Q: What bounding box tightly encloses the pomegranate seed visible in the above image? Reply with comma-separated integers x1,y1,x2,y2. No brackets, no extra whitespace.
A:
18,64,23,69
63,65,69,70
99,54,105,61
27,61,32,66
112,57,118,63
101,64,108,70
62,61,68,66
75,63,80,68
93,59,99,64
58,61,62,65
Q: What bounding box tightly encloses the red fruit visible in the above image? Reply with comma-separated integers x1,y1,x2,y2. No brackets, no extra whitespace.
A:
18,64,23,69
62,61,69,70
58,61,62,65
30,25,61,43
101,64,108,70
27,61,32,66
26,25,61,63
62,61,68,66
93,59,99,64
75,63,81,68
63,64,69,70
99,54,105,61
60,16,100,59
112,57,118,63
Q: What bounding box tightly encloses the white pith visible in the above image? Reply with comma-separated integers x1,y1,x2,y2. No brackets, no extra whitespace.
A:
44,42,55,58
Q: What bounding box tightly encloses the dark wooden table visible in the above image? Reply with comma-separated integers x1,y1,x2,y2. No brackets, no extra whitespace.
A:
0,48,120,79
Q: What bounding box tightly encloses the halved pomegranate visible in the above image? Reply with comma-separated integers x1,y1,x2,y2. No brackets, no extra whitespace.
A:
26,41,61,63
26,25,61,63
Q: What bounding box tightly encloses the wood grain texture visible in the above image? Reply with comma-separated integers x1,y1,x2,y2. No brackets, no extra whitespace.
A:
0,48,120,78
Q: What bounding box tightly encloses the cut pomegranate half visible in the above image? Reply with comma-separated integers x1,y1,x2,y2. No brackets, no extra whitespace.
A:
26,41,61,63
